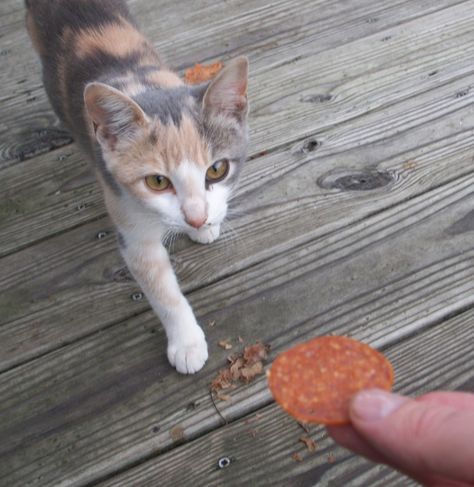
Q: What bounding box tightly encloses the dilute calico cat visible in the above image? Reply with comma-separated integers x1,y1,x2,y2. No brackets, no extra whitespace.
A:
26,0,249,373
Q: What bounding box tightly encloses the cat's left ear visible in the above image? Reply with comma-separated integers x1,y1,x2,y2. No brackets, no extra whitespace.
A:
84,82,148,150
202,56,248,121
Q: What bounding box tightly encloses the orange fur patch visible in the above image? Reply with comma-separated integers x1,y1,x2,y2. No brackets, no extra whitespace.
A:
155,116,209,170
108,115,209,198
145,70,183,88
129,248,180,306
122,79,146,97
75,18,153,60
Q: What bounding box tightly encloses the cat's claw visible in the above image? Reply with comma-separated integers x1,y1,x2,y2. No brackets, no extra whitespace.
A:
187,224,220,245
167,329,208,374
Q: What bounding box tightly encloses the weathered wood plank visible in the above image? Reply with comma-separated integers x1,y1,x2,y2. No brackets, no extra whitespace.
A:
2,97,474,369
2,0,474,255
1,173,473,486
0,0,391,164
1,2,474,486
98,308,474,487
0,149,102,255
0,0,467,166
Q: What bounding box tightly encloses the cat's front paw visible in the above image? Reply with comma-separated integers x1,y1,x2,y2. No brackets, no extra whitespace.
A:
167,326,208,374
187,224,220,245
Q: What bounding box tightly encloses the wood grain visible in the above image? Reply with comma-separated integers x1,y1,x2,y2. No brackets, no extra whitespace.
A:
98,308,474,487
0,149,102,256
2,104,474,369
0,0,466,167
2,0,474,255
0,172,473,486
1,1,474,486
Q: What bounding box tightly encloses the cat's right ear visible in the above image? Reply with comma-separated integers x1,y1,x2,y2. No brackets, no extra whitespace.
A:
84,82,147,150
202,56,249,122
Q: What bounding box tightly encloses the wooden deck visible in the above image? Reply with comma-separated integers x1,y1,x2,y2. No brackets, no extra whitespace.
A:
1,0,474,485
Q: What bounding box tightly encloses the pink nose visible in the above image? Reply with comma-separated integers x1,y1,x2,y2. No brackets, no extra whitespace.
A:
185,214,207,229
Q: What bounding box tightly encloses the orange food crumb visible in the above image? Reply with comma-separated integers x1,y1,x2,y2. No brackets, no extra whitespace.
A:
299,435,317,452
211,342,270,392
291,452,303,462
184,61,224,84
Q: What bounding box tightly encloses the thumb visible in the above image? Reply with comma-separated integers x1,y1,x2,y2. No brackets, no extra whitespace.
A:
350,389,474,484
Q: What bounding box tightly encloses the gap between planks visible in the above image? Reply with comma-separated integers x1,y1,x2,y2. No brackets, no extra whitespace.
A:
2,115,474,371
94,306,474,486
1,171,474,486
3,6,474,255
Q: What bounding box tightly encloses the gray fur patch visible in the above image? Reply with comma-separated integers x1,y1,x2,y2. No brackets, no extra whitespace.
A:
202,114,248,163
117,231,127,249
132,87,192,126
135,65,161,77
225,158,245,188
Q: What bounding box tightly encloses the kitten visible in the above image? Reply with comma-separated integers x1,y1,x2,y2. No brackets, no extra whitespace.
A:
26,0,249,374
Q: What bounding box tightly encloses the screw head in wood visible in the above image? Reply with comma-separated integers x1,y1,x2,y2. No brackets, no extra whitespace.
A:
217,456,231,469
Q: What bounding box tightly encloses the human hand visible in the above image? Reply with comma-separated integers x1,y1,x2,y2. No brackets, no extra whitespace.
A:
327,389,474,486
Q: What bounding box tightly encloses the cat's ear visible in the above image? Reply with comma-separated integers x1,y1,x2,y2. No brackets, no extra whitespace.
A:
202,56,248,121
84,82,147,150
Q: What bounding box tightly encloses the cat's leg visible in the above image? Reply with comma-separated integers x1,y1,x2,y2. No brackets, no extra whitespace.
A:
187,223,220,245
120,238,208,374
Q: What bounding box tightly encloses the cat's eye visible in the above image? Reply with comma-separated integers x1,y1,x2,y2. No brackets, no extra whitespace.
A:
206,159,229,184
145,175,172,191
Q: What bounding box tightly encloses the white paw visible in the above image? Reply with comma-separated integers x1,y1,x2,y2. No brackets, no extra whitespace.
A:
187,224,220,245
167,326,209,374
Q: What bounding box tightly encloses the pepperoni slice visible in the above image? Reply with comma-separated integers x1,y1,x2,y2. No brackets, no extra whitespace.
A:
267,336,394,425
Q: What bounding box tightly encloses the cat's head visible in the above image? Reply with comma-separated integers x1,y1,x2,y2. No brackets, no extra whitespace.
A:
84,57,249,231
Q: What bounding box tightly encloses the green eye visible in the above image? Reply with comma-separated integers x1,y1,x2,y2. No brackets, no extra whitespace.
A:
145,175,172,191
206,159,229,183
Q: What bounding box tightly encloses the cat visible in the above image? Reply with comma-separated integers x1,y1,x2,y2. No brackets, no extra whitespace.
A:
25,0,249,374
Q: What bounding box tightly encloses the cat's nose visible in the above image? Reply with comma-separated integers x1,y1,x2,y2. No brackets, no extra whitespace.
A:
185,214,207,229
182,198,207,229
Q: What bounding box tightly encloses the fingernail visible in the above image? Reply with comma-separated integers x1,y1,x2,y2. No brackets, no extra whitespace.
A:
351,389,409,422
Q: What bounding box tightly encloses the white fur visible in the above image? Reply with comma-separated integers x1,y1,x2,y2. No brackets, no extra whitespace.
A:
134,159,231,232
121,238,208,374
187,223,221,244
81,58,247,375
108,158,233,374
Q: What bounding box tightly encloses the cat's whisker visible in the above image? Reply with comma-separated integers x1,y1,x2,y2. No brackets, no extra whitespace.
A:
171,232,178,254
161,225,185,253
221,219,243,247
162,229,172,247
226,207,250,220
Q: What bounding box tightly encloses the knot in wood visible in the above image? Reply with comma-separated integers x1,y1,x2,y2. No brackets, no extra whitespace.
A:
318,170,393,191
112,267,133,282
300,94,332,103
302,138,320,153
